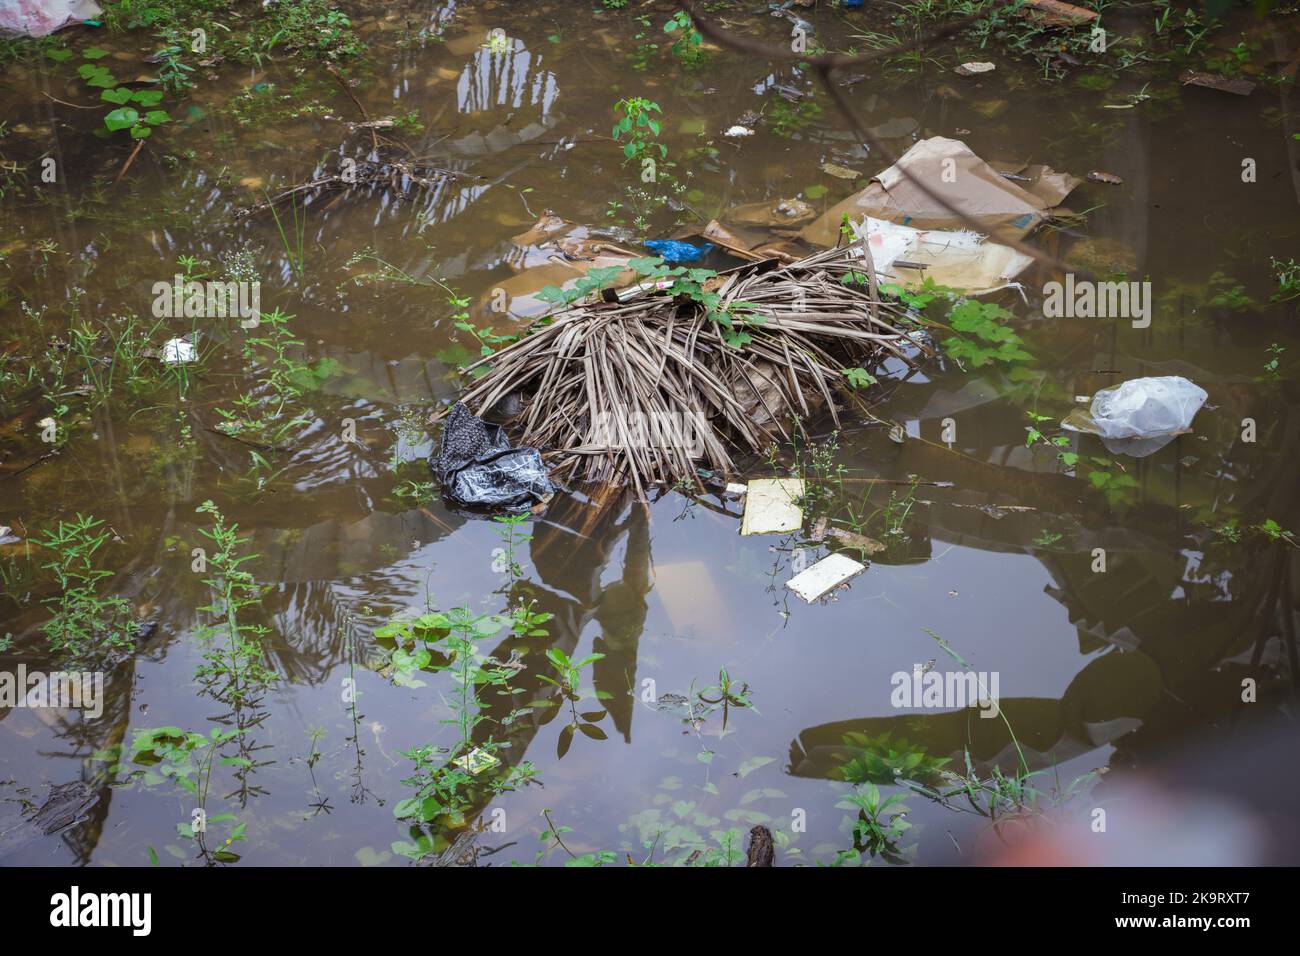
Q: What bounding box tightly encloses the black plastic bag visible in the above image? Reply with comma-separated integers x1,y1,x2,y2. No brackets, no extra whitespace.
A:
430,403,554,509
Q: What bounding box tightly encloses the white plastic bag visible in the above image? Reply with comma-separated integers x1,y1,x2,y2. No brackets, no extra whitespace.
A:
1063,376,1207,440
0,0,100,37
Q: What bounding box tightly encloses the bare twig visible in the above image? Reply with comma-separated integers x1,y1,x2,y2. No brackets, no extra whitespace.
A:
115,138,146,184
324,63,379,155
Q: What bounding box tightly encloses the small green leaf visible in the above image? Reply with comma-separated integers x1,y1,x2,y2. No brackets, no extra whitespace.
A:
131,89,164,107
103,107,139,131
82,47,110,60
100,88,132,104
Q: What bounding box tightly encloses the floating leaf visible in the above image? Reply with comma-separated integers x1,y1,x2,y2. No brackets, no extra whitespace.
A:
82,47,110,60
100,88,132,104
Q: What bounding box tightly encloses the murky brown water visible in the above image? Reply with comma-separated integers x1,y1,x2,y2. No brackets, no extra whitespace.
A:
2,2,1298,866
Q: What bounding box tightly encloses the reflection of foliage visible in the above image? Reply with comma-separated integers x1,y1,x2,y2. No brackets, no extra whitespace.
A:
835,731,951,787
1207,271,1255,312
767,96,823,138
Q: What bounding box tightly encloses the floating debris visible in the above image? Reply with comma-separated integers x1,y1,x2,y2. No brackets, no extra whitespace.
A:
1180,71,1256,97
1087,170,1124,185
451,748,500,775
821,162,862,180
643,239,714,263
801,136,1081,247
826,527,886,553
787,553,866,602
741,478,806,536
443,244,925,494
159,337,197,365
954,62,996,77
1020,0,1098,26
431,403,555,510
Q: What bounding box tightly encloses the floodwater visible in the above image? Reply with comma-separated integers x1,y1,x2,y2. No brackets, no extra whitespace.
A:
1,2,1298,866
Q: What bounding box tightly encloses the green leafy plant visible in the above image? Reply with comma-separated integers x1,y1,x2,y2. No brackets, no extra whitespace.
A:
843,367,878,389
95,725,251,864
37,514,139,658
836,781,912,864
193,501,278,704
537,647,610,758
1270,257,1300,302
215,308,313,458
942,299,1033,369
1263,343,1284,383
612,97,665,165
74,47,172,140
1255,518,1296,546
375,606,538,860
533,808,620,866
662,11,707,69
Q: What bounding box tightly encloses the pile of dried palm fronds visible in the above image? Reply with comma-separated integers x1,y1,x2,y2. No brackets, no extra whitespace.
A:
439,241,928,495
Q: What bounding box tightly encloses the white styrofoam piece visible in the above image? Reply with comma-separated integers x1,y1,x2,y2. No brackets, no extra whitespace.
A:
786,553,866,603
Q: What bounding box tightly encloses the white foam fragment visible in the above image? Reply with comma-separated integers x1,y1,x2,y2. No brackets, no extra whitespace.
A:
786,553,866,603
740,478,805,535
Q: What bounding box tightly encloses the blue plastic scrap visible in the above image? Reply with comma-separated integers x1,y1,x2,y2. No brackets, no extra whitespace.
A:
643,240,715,264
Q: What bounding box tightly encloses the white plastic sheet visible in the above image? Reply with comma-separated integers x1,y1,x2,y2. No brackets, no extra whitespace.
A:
1066,376,1207,440
0,0,100,37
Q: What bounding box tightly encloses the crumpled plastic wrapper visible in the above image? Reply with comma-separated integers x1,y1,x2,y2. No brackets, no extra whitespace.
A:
430,402,554,510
